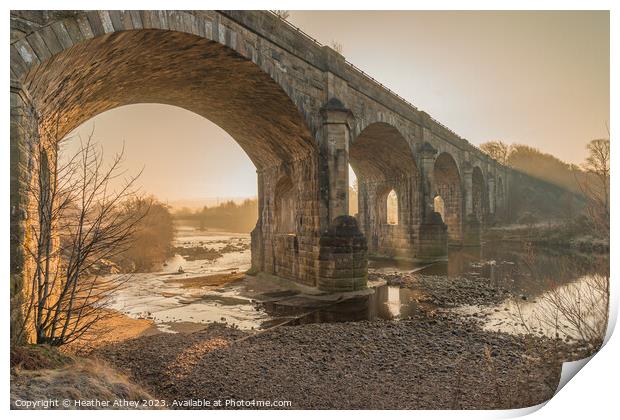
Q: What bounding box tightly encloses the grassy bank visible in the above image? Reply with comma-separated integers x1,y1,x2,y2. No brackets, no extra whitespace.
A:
485,219,609,253
11,345,154,410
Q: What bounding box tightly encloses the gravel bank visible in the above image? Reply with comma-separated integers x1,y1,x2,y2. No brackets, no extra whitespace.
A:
370,270,514,307
94,313,588,410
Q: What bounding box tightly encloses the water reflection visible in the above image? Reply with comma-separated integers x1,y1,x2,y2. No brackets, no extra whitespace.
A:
456,273,609,343
423,246,483,277
278,286,432,326
425,244,609,299
276,244,609,340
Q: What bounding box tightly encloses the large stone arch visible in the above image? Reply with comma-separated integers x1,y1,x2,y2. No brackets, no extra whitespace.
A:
433,152,463,244
10,11,323,135
349,122,420,258
11,12,325,290
13,31,317,168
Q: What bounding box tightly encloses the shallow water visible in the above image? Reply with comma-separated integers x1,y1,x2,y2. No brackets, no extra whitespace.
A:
108,228,267,331
109,226,608,341
369,245,609,341
454,273,609,341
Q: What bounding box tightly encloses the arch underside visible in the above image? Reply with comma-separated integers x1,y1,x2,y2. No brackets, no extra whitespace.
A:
24,29,316,169
349,123,420,258
20,28,322,286
434,152,463,244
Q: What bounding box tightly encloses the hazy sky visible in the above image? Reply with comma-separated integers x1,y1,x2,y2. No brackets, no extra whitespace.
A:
65,104,258,203
68,10,609,202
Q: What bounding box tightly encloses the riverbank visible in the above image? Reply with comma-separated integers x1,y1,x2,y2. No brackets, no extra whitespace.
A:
12,226,606,410
92,312,589,410
12,263,601,410
89,250,602,409
485,221,609,253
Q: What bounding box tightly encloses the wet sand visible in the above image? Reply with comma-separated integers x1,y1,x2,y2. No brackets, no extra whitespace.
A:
64,310,159,355
165,272,246,289
67,310,219,356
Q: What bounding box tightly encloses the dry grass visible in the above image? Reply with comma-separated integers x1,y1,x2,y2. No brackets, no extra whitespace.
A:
11,345,155,409
11,344,74,371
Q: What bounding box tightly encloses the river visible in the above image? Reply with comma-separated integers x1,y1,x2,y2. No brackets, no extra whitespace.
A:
108,225,609,343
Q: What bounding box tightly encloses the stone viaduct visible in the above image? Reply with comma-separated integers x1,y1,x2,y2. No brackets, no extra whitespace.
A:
11,10,558,298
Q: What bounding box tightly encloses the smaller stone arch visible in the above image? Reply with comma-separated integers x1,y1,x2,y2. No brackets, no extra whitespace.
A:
433,152,463,244
371,184,400,229
472,166,487,222
434,195,445,222
386,189,399,225
349,122,419,258
349,123,417,181
274,174,295,234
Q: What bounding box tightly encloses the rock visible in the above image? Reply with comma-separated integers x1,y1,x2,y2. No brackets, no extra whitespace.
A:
89,258,121,275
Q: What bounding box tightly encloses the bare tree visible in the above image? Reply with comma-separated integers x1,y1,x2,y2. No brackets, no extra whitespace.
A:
539,274,608,348
508,273,609,353
330,40,343,55
479,141,512,165
578,138,610,237
509,245,609,353
272,10,290,20
18,128,149,346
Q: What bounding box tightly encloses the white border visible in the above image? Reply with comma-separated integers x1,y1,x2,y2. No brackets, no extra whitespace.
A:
3,1,617,419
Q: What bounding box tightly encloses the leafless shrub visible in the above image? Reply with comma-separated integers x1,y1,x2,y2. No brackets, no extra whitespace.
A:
17,126,149,346
525,274,608,351
272,10,290,20
330,40,343,54
510,245,609,352
576,137,610,239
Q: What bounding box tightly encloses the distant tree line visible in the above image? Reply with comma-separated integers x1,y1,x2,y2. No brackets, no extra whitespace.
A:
482,138,609,236
480,141,586,194
174,198,258,233
111,196,175,272
55,195,175,274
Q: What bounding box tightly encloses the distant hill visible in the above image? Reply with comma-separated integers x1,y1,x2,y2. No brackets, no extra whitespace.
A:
479,141,585,194
173,198,258,233
166,196,257,211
